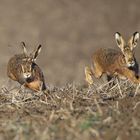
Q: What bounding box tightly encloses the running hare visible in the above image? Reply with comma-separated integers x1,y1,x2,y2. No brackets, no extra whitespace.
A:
85,32,140,85
7,42,46,91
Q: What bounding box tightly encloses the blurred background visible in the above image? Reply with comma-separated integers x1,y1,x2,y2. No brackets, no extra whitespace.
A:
0,0,140,86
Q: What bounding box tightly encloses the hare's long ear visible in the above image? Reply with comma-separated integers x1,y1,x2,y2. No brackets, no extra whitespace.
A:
21,42,27,55
33,45,42,61
115,32,126,52
128,32,139,50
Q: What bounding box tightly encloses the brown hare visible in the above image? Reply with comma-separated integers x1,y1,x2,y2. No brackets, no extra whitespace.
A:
7,42,46,92
85,32,140,85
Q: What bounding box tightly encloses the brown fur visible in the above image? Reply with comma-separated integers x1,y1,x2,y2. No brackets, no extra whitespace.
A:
85,32,140,85
7,43,46,91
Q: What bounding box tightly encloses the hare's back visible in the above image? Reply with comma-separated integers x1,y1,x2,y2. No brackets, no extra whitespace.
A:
8,54,27,71
93,48,120,66
8,54,26,65
7,54,27,80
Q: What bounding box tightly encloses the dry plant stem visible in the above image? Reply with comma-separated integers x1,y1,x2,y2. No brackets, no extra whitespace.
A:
22,96,37,102
1,87,10,94
109,83,118,91
116,101,119,110
97,79,114,90
103,116,112,124
133,101,140,110
134,83,140,97
64,125,81,139
119,79,129,86
89,128,102,140
116,79,123,98
94,98,103,116
49,110,55,122
86,107,97,116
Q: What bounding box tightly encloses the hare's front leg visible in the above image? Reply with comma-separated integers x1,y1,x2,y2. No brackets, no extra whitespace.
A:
116,68,140,84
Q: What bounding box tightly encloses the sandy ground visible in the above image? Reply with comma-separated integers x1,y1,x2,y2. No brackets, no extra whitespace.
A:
0,0,140,86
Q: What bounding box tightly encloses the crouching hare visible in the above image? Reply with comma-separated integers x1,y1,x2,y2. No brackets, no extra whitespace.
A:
85,32,140,85
7,42,46,92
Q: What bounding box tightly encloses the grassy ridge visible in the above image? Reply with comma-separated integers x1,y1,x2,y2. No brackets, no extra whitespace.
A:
0,81,140,140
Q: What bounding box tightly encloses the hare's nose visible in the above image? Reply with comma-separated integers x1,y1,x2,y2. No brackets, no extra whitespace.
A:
128,60,135,67
24,73,31,78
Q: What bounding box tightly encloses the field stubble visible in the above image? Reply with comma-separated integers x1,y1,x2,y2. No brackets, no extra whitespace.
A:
0,79,140,140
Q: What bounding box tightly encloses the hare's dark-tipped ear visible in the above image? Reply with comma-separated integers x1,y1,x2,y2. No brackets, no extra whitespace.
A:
33,44,42,61
115,32,122,45
115,32,125,51
128,32,139,50
21,42,27,55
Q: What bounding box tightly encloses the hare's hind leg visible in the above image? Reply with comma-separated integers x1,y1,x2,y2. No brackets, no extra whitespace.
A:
85,66,93,85
93,62,103,78
85,61,104,85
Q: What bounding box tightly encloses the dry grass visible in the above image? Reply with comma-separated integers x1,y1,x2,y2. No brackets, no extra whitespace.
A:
0,80,140,140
